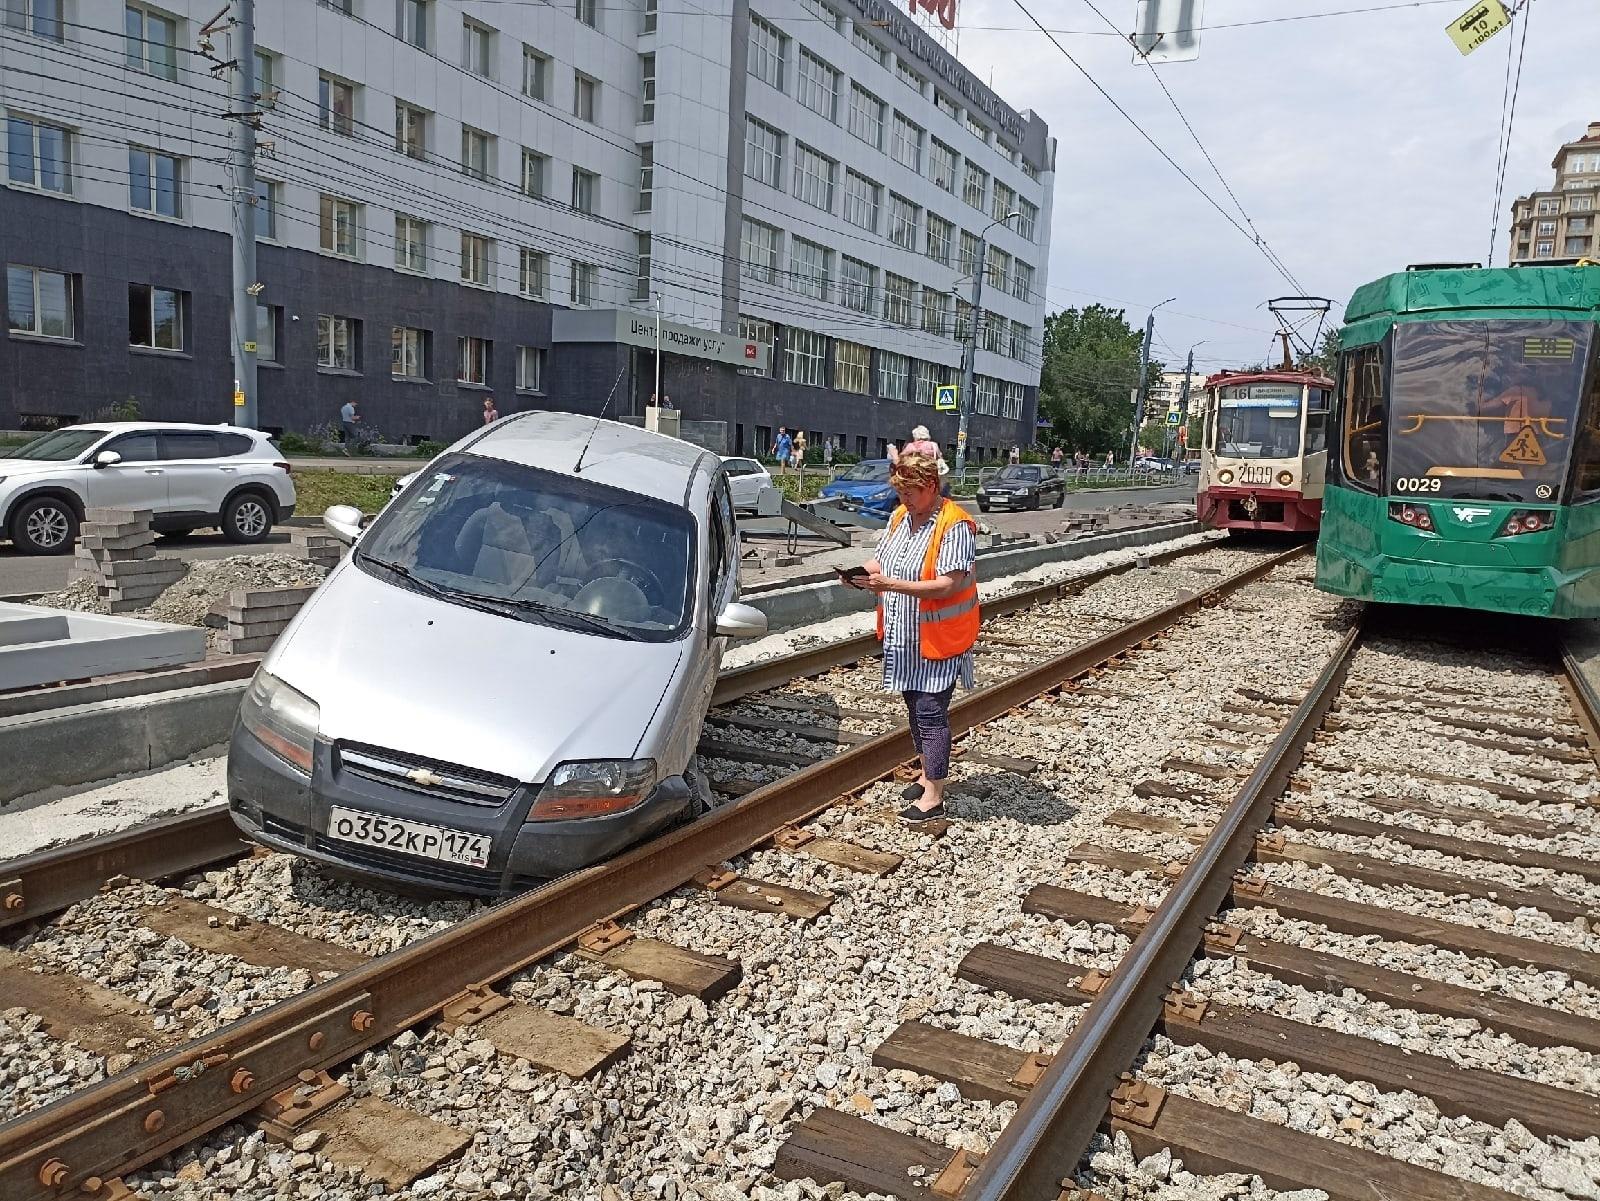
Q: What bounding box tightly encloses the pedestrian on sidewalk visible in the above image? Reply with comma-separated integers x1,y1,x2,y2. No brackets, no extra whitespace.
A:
793,430,808,471
339,400,360,455
1008,444,1021,465
772,426,793,475
1051,445,1064,470
483,396,499,425
846,449,979,824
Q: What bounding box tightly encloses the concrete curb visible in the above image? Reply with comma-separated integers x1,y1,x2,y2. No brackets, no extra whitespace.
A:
744,520,1204,633
0,680,246,805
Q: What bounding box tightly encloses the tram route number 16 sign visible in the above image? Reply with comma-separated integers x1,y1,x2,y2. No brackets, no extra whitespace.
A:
1446,0,1510,55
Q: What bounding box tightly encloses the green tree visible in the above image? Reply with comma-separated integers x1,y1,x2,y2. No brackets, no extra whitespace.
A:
1300,328,1341,375
1038,305,1164,456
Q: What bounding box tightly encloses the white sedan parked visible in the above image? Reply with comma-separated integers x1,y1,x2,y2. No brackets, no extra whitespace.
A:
720,456,773,512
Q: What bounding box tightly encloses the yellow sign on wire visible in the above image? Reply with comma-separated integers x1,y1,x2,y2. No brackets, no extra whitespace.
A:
1446,0,1510,55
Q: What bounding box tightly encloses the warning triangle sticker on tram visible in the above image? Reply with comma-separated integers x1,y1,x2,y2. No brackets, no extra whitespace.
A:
1499,426,1546,466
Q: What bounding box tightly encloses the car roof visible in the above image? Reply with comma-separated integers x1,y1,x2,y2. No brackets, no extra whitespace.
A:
467,412,713,506
61,422,266,435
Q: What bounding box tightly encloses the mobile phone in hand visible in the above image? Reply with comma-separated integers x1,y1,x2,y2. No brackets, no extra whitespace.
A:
836,566,869,588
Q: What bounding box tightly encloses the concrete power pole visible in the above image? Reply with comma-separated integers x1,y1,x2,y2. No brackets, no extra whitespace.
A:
1128,297,1174,467
229,0,259,428
954,239,986,480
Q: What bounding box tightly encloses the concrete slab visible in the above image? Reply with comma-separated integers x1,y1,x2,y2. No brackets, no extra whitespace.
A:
0,602,205,692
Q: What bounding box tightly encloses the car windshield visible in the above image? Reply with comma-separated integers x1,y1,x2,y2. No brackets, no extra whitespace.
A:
1387,320,1590,502
1214,384,1303,459
355,452,695,642
996,466,1041,482
4,428,106,461
837,462,890,482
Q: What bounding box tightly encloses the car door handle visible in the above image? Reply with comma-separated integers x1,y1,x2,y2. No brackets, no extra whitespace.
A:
144,468,164,475
221,466,238,473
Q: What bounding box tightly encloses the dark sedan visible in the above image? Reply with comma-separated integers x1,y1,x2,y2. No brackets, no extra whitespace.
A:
976,465,1065,512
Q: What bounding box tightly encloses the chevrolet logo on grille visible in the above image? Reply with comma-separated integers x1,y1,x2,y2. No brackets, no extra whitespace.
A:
406,767,444,787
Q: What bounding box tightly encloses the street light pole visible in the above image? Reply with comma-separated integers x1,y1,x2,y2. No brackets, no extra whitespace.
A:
1176,338,1206,459
1129,296,1175,468
653,291,662,408
227,0,259,428
955,210,1020,480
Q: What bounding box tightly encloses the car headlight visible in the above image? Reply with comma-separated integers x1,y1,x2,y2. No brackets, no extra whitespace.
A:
871,487,896,501
527,758,658,820
238,670,320,774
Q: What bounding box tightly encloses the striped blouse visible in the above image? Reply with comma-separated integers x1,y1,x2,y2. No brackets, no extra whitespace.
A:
876,513,977,694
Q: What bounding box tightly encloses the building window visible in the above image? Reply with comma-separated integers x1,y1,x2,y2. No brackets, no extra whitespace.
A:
1572,196,1595,213
125,5,177,81
888,194,918,250
981,312,1005,354
316,315,356,369
573,73,598,122
5,0,61,39
461,233,492,286
639,53,656,121
255,303,281,363
571,168,597,214
461,126,491,180
797,49,838,120
318,0,352,12
1012,260,1033,302
1002,381,1024,418
740,217,780,284
253,179,278,239
934,92,959,122
883,273,913,326
1009,319,1029,359
799,0,840,31
128,283,181,351
958,230,980,277
1022,159,1039,181
576,0,597,26
395,214,427,271
458,335,489,384
570,260,597,305
1017,198,1039,241
318,74,355,136
842,168,879,231
930,138,957,192
1536,241,1554,257
839,255,874,314
392,326,427,379
965,111,989,142
792,142,835,211
1565,237,1591,256
519,247,548,297
319,195,360,257
920,288,947,336
789,237,831,301
992,180,1015,223
398,0,427,47
522,46,550,100
517,346,545,392
128,147,181,218
521,148,547,199
5,116,71,194
974,375,999,414
896,58,924,92
634,232,651,300
848,83,884,148
955,297,972,342
642,0,657,34
744,116,783,188
852,25,886,65
914,362,947,406
784,327,826,386
637,144,653,211
834,340,869,393
963,162,987,211
1537,220,1556,236
877,350,909,401
462,18,493,76
6,265,73,339
987,247,1011,292
891,113,923,172
749,15,786,91
253,49,275,101
925,213,953,265
395,103,427,159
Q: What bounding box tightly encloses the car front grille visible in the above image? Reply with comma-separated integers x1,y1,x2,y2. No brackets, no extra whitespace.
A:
336,742,522,808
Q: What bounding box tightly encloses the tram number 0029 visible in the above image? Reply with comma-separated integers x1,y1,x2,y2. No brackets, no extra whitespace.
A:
1394,477,1442,493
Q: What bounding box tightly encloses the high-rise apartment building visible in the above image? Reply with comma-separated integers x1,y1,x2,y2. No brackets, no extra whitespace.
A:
1,0,1055,458
1508,121,1600,266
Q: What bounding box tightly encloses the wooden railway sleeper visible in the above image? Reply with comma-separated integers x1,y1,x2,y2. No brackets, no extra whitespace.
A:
930,1147,985,1198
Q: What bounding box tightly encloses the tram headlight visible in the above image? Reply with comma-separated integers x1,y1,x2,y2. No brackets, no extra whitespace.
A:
1218,469,1234,484
1276,471,1294,486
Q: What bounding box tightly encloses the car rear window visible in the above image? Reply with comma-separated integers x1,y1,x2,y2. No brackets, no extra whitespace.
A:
219,432,255,456
159,431,221,460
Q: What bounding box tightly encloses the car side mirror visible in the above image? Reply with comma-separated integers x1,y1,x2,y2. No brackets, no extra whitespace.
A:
93,449,122,468
714,601,768,639
323,504,365,544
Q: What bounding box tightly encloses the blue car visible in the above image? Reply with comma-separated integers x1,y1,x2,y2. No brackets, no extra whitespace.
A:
819,459,897,518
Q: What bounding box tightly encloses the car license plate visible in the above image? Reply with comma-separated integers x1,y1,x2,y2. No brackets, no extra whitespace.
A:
327,806,490,867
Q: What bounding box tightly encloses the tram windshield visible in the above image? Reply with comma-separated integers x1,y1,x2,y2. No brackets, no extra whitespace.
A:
1387,320,1589,502
1213,383,1303,459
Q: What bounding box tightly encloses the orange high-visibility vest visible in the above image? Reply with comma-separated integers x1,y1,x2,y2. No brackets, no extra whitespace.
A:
874,498,980,661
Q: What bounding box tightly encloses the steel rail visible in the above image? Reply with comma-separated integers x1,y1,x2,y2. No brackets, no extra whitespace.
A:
1557,637,1600,770
965,608,1362,1201
0,533,1218,932
0,548,1301,1199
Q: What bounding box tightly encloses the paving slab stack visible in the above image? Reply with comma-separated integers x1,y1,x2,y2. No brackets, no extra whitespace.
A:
287,526,343,570
71,509,186,613
216,585,318,654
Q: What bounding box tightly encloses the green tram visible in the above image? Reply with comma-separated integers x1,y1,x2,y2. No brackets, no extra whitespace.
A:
1315,264,1600,618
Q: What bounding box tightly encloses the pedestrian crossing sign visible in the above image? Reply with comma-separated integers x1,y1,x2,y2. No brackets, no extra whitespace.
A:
935,384,958,412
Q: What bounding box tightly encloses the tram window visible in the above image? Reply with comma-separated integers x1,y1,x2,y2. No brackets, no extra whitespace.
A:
1340,347,1386,492
1306,409,1328,454
1573,349,1600,501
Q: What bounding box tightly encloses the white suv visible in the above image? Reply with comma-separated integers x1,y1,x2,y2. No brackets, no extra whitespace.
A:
0,423,297,555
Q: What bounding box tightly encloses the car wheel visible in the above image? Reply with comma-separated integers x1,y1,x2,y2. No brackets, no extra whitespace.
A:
1054,489,1065,508
1029,492,1042,511
10,495,79,555
222,491,273,543
977,501,990,513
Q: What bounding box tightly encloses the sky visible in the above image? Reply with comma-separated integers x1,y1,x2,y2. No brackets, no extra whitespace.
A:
949,0,1596,374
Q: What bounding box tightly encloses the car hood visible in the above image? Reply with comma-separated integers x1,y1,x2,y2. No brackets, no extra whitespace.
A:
822,480,893,497
0,457,77,478
266,561,685,783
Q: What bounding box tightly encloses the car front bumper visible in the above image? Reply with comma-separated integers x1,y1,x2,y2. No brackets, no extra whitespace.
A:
226,722,695,895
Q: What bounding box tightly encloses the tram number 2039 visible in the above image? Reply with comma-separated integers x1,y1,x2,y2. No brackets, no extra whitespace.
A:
1394,477,1442,493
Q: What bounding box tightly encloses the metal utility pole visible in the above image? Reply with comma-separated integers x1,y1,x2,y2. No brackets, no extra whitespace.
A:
654,291,663,405
1128,296,1174,467
955,210,1019,479
227,0,259,428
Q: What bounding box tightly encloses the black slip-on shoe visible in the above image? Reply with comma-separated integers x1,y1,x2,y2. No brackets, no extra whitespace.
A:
901,781,926,801
898,802,946,823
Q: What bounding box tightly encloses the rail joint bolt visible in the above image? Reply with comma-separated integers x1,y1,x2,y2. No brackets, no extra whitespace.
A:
307,1031,326,1052
3,892,23,910
39,1159,69,1188
351,1010,375,1033
230,1069,255,1094
143,1109,166,1133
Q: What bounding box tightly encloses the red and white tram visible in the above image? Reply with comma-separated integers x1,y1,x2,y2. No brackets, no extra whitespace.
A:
1196,368,1332,533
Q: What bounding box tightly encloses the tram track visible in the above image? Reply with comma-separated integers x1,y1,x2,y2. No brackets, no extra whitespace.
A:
0,536,1297,1197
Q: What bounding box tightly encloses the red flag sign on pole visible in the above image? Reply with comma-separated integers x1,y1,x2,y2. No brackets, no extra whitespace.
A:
910,0,956,31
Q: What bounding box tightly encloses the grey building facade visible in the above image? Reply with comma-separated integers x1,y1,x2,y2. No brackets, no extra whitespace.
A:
2,0,1054,461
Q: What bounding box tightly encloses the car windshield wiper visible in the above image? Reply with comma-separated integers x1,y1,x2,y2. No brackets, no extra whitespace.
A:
491,597,642,640
360,556,529,621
